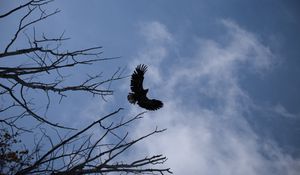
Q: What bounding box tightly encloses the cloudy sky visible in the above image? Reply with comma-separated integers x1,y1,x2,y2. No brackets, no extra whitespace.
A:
1,0,300,174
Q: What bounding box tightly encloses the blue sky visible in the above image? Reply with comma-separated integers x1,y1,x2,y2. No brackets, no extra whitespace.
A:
1,0,300,174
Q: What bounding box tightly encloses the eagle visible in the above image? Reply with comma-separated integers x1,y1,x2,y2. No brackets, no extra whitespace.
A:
127,64,163,110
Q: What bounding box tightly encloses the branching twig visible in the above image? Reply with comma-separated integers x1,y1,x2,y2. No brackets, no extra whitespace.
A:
1,1,171,174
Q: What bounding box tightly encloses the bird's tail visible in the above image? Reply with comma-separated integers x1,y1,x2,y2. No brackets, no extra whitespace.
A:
127,93,137,104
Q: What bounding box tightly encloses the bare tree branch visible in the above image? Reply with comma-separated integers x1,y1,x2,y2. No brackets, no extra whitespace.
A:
0,84,75,130
0,1,33,18
0,48,41,58
0,1,171,174
4,4,60,52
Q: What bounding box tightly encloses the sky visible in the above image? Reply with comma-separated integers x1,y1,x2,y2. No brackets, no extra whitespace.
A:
1,0,300,174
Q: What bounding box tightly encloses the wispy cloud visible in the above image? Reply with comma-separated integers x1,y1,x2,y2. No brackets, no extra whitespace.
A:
127,19,300,175
272,103,299,119
130,21,175,86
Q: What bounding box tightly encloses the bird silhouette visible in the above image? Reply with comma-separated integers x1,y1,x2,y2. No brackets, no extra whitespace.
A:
128,64,163,110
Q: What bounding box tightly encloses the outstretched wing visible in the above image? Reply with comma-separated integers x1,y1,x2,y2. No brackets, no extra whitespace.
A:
130,64,147,93
138,98,163,111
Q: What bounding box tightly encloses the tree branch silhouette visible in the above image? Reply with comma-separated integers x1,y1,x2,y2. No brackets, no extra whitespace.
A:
0,1,171,174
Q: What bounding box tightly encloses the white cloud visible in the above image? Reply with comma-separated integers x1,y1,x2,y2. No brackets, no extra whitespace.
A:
130,21,175,86
128,20,300,175
140,21,173,45
221,19,274,72
272,103,299,119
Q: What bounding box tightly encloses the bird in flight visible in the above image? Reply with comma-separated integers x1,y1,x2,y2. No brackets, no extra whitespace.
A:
128,64,163,110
